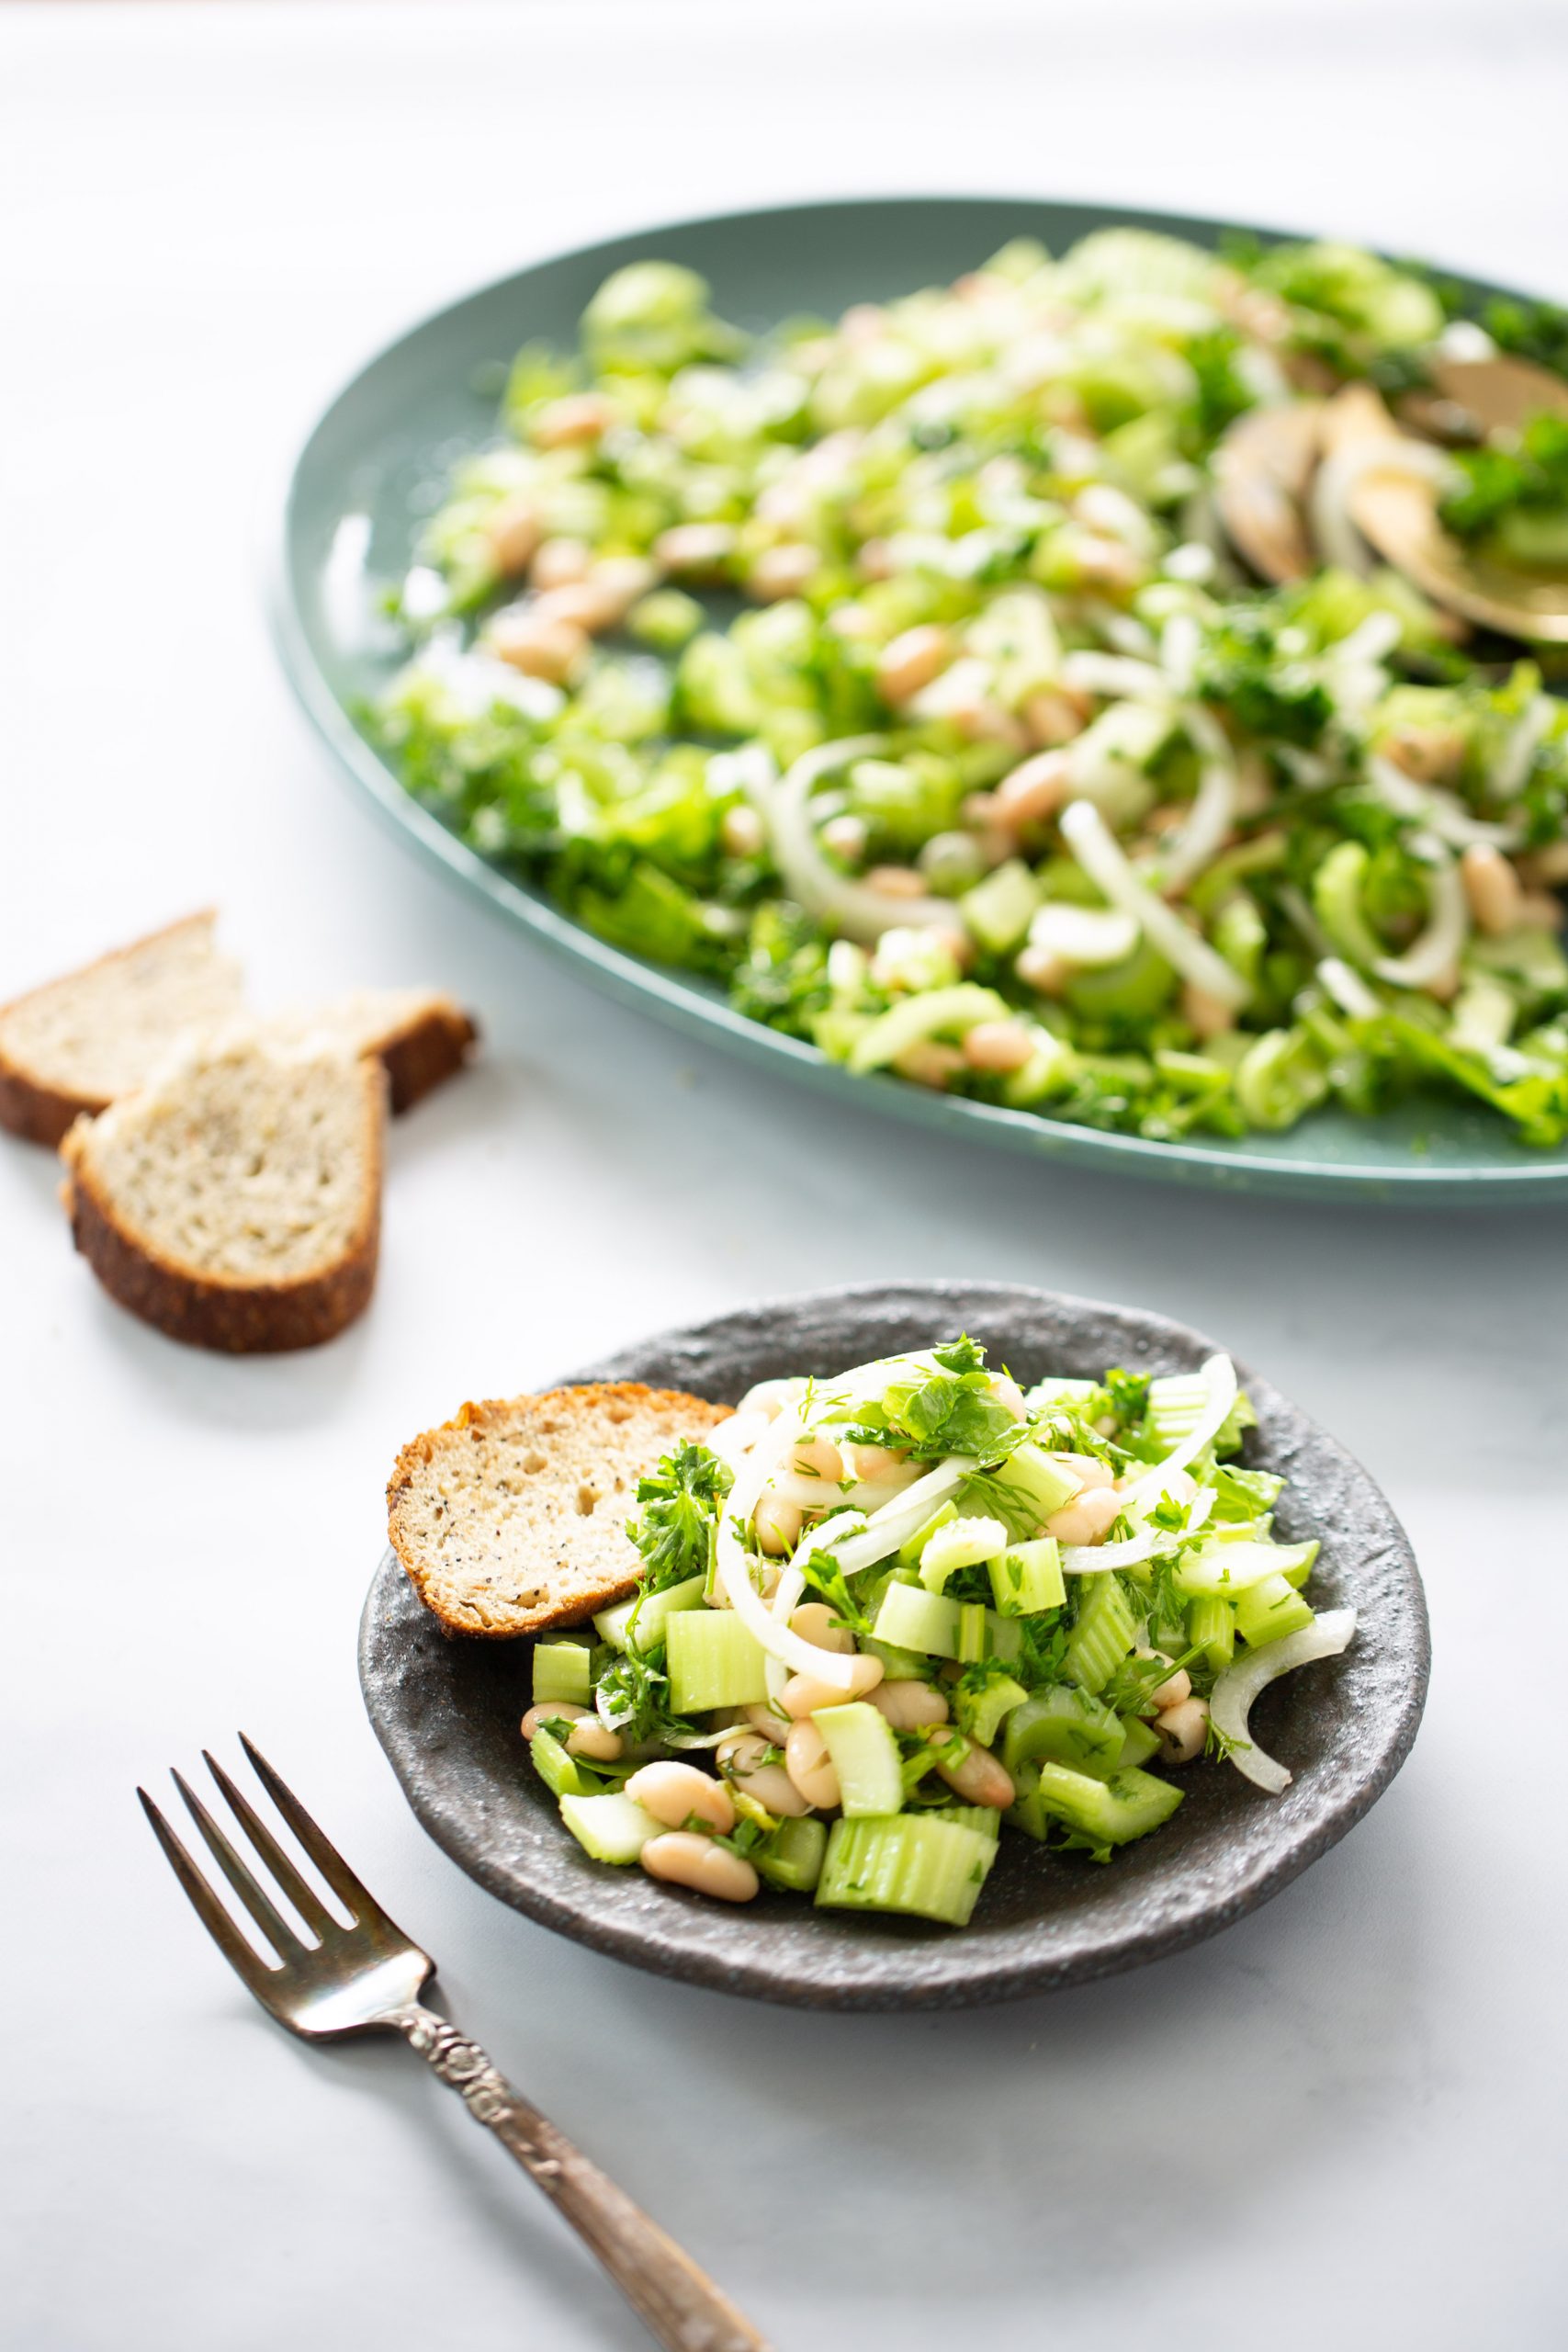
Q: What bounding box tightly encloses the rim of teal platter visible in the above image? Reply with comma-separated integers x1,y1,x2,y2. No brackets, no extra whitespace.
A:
268,191,1568,1210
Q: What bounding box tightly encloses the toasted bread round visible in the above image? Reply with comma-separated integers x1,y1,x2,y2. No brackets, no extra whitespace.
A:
0,910,243,1146
61,1036,385,1352
263,989,478,1113
388,1384,732,1638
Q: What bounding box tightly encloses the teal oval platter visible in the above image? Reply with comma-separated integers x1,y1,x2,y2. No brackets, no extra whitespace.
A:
270,195,1568,1207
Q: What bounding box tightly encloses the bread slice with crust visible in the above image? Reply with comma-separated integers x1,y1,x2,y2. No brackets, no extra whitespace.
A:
264,988,478,1112
388,1385,732,1637
60,1035,385,1351
0,911,244,1146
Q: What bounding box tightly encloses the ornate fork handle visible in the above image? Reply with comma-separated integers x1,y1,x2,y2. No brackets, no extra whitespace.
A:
390,2004,770,2352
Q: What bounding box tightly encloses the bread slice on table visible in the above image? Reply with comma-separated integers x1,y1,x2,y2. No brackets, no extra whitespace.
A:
60,1034,385,1352
265,988,479,1113
389,1385,733,1637
0,911,243,1146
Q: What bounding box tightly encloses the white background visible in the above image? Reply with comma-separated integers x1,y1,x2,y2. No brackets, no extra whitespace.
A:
4,5,1565,2347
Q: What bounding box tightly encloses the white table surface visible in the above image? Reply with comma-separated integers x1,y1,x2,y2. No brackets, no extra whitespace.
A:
4,5,1565,2346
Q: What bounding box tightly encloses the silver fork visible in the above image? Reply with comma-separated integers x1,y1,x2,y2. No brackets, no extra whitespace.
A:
140,1735,769,2352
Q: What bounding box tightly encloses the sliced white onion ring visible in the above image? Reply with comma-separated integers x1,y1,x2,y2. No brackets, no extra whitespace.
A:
1317,956,1381,1020
1160,703,1240,897
767,736,954,942
830,1458,975,1577
1119,1355,1239,1513
1059,800,1251,1010
1211,1607,1358,1792
715,1411,863,1690
1371,832,1469,991
1060,1484,1214,1575
1365,756,1521,853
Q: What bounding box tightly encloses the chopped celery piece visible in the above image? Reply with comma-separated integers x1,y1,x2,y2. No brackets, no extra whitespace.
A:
1111,1714,1162,1772
594,1572,705,1654
530,1724,604,1802
927,1804,1002,1843
531,1640,592,1706
665,1609,769,1712
1234,1574,1315,1647
558,1792,662,1865
1175,1538,1319,1597
1063,1574,1138,1693
956,1672,1028,1749
1188,1592,1237,1672
1145,1371,1212,1448
1004,1761,1049,1840
848,984,1010,1074
1034,1762,1184,1845
874,1580,1023,1663
862,1634,931,1679
817,1815,998,1927
961,858,1040,954
1024,1375,1100,1412
985,1441,1084,1525
956,1601,988,1663
989,1536,1066,1615
1002,1685,1122,1776
919,1512,1009,1591
874,1579,961,1656
815,1702,905,1816
757,1815,827,1894
898,1498,957,1567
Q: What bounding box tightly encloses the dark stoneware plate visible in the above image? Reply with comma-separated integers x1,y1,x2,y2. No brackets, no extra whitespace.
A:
272,195,1568,1207
360,1283,1429,2010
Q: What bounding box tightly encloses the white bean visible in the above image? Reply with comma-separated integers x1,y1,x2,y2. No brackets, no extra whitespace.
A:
996,750,1071,830
871,1680,950,1731
744,1702,794,1743
716,1731,809,1817
488,611,589,684
791,1435,845,1485
963,1020,1035,1074
654,522,736,576
720,804,766,860
748,544,818,601
784,1719,841,1810
1045,1485,1124,1547
530,536,594,590
1155,1696,1210,1766
1014,943,1068,996
780,1655,885,1717
931,1732,1014,1809
535,557,654,634
625,1761,735,1834
1135,1650,1191,1711
531,391,615,447
754,1490,804,1555
520,1702,622,1761
1461,843,1524,936
640,1832,759,1903
892,1040,965,1089
483,493,542,577
789,1601,855,1656
1057,1453,1115,1489
875,625,953,706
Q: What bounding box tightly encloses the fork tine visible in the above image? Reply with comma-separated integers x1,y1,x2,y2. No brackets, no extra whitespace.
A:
173,1770,303,1963
202,1750,338,1940
139,1788,276,1996
238,1733,384,1924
